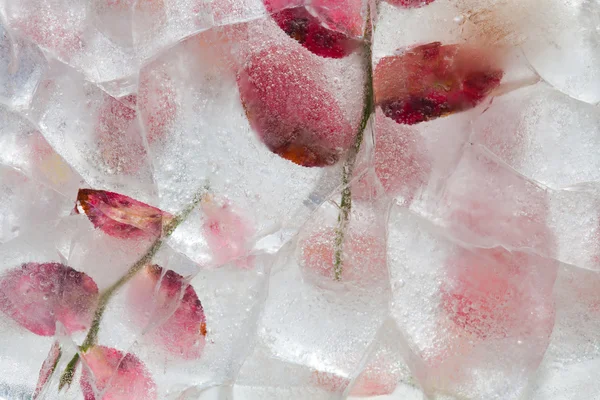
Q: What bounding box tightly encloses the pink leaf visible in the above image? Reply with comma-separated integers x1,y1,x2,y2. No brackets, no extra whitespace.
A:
33,341,61,399
201,195,254,268
237,44,355,167
75,189,173,240
374,42,503,125
80,346,157,400
128,265,207,359
0,263,98,336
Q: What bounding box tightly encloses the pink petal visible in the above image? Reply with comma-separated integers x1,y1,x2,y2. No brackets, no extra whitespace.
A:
95,95,148,175
80,346,157,400
0,263,98,336
237,44,355,167
15,13,83,59
350,369,398,396
75,189,173,240
138,69,177,144
33,341,61,399
311,368,397,396
128,265,207,359
440,248,556,340
201,195,254,268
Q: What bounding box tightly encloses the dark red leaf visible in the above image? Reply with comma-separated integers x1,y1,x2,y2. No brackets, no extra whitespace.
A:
75,189,173,240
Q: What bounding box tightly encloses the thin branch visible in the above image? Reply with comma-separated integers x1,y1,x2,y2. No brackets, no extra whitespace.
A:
333,7,375,281
58,186,208,389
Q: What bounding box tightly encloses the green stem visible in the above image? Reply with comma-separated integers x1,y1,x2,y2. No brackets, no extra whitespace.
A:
58,188,207,390
333,11,375,281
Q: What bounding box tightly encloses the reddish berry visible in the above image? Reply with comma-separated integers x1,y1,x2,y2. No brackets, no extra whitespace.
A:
0,263,98,336
75,189,174,240
374,42,503,125
263,1,361,58
128,265,207,359
80,346,157,400
237,44,355,167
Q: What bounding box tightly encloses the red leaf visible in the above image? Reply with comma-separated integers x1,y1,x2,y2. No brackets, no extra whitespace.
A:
80,346,157,400
128,265,207,359
237,44,355,167
264,1,361,58
374,42,503,125
76,189,173,240
0,263,98,336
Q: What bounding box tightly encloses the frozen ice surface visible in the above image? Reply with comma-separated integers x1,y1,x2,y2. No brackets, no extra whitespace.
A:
433,144,554,256
0,16,47,109
29,61,157,203
4,0,141,95
86,243,270,398
244,196,391,398
521,0,600,104
387,205,557,399
472,82,600,189
0,0,598,398
0,223,82,399
0,105,82,197
144,22,365,258
529,264,600,399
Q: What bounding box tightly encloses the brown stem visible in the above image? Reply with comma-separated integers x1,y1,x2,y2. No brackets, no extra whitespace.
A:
58,187,208,390
333,7,375,281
